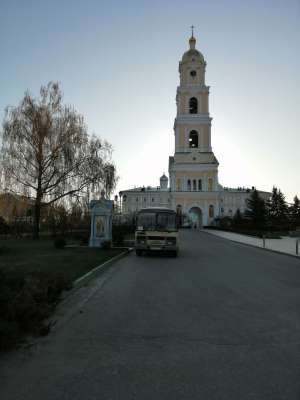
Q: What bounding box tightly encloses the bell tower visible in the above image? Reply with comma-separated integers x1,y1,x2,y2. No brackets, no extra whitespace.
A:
175,34,211,154
169,33,219,194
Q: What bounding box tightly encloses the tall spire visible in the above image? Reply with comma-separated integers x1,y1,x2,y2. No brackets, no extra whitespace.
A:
190,25,194,38
189,25,196,50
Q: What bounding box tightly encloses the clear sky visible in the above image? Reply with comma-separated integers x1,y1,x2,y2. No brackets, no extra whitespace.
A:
0,0,299,202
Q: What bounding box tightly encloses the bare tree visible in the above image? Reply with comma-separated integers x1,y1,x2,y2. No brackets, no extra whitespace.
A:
1,82,117,238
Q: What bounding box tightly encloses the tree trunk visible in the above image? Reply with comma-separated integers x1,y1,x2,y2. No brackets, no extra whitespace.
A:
33,198,41,239
34,142,43,239
33,169,43,239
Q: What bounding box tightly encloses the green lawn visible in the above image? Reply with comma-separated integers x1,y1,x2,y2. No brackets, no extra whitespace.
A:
0,238,123,282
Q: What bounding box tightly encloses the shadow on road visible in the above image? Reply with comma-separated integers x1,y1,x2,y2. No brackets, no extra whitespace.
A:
137,251,177,258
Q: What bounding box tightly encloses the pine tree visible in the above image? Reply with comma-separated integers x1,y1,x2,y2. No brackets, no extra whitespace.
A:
233,208,243,228
290,195,300,229
245,189,267,230
268,186,288,229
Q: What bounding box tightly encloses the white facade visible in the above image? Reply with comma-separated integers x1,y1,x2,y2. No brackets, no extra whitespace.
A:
120,35,270,226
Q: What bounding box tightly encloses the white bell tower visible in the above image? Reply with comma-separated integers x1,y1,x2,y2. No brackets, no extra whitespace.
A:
169,32,219,193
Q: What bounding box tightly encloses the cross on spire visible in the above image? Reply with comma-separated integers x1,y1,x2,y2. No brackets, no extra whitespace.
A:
190,25,195,38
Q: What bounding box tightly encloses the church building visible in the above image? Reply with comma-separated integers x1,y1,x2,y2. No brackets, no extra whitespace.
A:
119,34,269,227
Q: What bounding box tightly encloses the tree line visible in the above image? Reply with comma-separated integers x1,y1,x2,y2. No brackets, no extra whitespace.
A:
229,187,300,233
0,82,117,238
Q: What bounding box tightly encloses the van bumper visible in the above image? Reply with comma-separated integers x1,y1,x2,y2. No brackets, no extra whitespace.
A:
135,244,178,251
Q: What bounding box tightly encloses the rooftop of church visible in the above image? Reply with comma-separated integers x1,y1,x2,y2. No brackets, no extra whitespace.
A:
119,186,170,194
119,186,268,194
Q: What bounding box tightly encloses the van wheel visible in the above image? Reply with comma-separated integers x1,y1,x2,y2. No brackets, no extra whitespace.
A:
136,249,142,256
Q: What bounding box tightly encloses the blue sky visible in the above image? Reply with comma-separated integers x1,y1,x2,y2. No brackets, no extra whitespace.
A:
0,0,299,201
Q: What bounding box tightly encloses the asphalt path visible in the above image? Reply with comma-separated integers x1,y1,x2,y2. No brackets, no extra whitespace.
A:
1,230,300,399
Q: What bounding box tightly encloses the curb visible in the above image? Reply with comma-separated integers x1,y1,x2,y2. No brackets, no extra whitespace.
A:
203,230,300,260
73,247,133,289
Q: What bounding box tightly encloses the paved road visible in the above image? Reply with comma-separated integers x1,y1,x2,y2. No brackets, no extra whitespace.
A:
1,230,300,399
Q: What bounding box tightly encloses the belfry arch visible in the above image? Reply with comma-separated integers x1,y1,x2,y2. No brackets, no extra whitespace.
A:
189,97,198,114
189,130,198,148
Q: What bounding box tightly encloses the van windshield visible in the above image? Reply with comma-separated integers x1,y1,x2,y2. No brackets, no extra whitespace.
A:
137,212,177,231
137,213,156,231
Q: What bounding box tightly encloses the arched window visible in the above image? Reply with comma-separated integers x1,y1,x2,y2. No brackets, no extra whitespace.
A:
208,178,213,191
193,179,196,191
189,130,198,148
176,178,181,191
209,205,214,218
123,195,127,202
189,97,198,114
198,179,202,191
187,179,191,191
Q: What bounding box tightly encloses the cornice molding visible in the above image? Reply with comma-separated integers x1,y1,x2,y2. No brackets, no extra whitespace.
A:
174,115,212,125
169,163,218,172
177,85,210,94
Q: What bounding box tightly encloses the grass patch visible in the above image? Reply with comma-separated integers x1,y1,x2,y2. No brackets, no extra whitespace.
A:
0,238,124,351
0,238,123,282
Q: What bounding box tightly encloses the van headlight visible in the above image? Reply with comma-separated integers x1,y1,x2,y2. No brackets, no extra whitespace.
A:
137,236,146,244
167,238,176,245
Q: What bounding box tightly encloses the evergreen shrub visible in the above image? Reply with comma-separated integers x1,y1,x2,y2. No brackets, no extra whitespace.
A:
0,270,72,351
